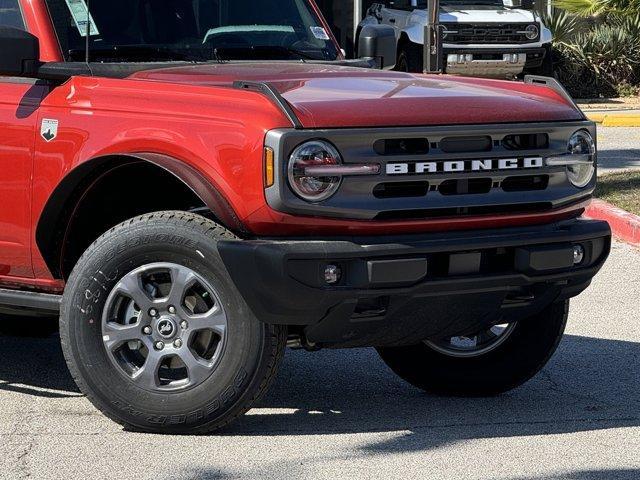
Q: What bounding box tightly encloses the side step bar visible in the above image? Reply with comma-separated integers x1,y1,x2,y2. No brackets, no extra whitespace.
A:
0,288,61,314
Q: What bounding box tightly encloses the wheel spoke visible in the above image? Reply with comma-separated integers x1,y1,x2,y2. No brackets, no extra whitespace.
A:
186,305,227,334
180,350,215,387
167,265,197,307
103,322,143,350
132,351,164,390
114,274,152,311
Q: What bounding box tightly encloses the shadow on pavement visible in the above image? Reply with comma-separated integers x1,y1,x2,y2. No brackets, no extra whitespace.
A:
171,468,640,480
0,330,637,439
230,334,639,442
0,332,80,398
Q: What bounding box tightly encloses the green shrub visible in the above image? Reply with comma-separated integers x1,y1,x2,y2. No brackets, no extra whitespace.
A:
544,7,640,98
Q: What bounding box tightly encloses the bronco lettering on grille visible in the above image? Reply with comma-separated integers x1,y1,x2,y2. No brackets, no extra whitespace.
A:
386,157,544,175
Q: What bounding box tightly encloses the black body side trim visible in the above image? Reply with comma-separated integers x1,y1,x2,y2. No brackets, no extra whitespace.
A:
233,81,303,129
36,153,246,279
0,288,61,314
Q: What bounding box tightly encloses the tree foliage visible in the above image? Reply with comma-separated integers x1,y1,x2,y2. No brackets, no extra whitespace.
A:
544,5,640,97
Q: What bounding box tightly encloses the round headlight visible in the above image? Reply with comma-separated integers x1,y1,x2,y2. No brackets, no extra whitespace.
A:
567,130,596,188
525,24,539,40
288,140,342,202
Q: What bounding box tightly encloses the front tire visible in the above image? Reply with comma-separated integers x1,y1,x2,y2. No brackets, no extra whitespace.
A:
378,301,569,396
60,211,286,434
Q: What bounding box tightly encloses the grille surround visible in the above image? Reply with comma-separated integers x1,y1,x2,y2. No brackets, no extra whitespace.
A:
442,23,540,45
264,121,596,221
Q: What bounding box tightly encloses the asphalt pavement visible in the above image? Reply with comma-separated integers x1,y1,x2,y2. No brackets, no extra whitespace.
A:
597,127,640,174
0,241,638,480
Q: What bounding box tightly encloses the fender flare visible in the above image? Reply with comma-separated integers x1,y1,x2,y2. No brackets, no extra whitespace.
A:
36,152,246,278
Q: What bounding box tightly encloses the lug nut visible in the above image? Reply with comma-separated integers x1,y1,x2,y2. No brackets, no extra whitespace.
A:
168,305,176,314
154,341,165,351
180,320,188,330
149,308,158,317
142,326,152,335
174,339,183,348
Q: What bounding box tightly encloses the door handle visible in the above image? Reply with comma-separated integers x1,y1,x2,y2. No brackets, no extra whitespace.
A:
389,18,396,23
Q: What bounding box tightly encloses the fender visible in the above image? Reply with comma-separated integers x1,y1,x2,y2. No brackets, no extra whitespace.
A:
36,152,247,278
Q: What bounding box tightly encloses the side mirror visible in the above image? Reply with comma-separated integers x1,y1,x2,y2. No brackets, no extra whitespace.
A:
0,27,40,77
521,0,535,9
358,25,397,69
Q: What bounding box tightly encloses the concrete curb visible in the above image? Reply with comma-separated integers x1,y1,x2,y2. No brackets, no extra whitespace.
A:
585,199,640,246
586,112,640,127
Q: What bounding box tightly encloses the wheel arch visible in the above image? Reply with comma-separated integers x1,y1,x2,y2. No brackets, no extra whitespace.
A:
36,153,246,279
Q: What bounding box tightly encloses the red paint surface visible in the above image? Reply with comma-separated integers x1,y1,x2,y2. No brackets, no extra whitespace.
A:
247,201,588,236
585,200,640,246
132,63,583,128
0,0,588,290
21,0,63,62
0,81,49,278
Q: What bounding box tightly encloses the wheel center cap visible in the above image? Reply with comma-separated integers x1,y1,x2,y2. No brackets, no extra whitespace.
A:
156,318,177,339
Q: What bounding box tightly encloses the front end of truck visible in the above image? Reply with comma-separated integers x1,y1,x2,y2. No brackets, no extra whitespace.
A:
8,0,609,434
223,93,609,349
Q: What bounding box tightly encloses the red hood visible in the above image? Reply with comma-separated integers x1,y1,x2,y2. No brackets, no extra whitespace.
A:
130,62,583,128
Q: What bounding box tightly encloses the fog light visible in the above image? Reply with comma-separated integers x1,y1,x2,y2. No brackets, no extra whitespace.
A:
324,265,341,284
573,245,585,265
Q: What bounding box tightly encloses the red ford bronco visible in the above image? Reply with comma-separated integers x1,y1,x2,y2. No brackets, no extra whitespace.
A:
0,0,610,434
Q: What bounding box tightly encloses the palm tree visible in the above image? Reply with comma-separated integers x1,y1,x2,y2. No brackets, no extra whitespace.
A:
554,0,640,17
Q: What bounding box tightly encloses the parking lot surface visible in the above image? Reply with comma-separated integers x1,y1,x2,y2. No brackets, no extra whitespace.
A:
0,241,638,480
598,127,640,174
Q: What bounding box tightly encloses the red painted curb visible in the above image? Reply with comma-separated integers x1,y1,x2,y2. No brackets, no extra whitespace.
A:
585,199,640,246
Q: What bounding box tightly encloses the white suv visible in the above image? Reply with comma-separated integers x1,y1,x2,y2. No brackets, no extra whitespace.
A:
359,0,553,78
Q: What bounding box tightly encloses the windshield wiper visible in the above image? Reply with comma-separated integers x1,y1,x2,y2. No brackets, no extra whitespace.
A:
69,45,205,63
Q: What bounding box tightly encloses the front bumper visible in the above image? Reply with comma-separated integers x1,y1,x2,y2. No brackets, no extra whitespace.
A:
218,218,611,348
443,47,547,77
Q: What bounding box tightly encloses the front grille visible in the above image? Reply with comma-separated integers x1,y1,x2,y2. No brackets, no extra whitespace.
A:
265,121,594,222
442,23,539,45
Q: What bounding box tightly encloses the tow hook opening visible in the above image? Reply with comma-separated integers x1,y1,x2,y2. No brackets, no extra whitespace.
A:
352,296,389,319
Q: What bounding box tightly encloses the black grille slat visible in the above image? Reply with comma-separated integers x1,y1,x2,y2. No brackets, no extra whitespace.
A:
502,133,549,151
502,175,549,192
440,136,492,154
374,181,429,199
374,138,430,156
442,23,538,45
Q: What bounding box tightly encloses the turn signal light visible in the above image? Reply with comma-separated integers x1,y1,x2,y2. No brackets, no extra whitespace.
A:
264,147,275,188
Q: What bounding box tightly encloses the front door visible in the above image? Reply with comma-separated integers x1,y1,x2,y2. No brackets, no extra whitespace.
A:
0,2,46,279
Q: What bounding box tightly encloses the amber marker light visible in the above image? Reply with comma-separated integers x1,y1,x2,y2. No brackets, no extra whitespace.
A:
264,147,275,188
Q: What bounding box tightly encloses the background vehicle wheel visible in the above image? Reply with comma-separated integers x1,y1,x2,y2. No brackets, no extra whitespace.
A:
377,300,569,396
395,43,423,73
60,211,286,434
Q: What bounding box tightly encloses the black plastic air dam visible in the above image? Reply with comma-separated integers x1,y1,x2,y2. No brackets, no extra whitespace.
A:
217,218,611,348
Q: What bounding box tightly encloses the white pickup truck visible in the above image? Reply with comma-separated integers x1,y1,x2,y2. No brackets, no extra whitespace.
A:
359,0,553,78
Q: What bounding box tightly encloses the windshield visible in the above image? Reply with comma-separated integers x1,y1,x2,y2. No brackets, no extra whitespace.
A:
46,0,339,62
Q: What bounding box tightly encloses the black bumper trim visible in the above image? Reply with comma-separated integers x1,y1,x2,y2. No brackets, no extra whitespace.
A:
217,219,610,346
